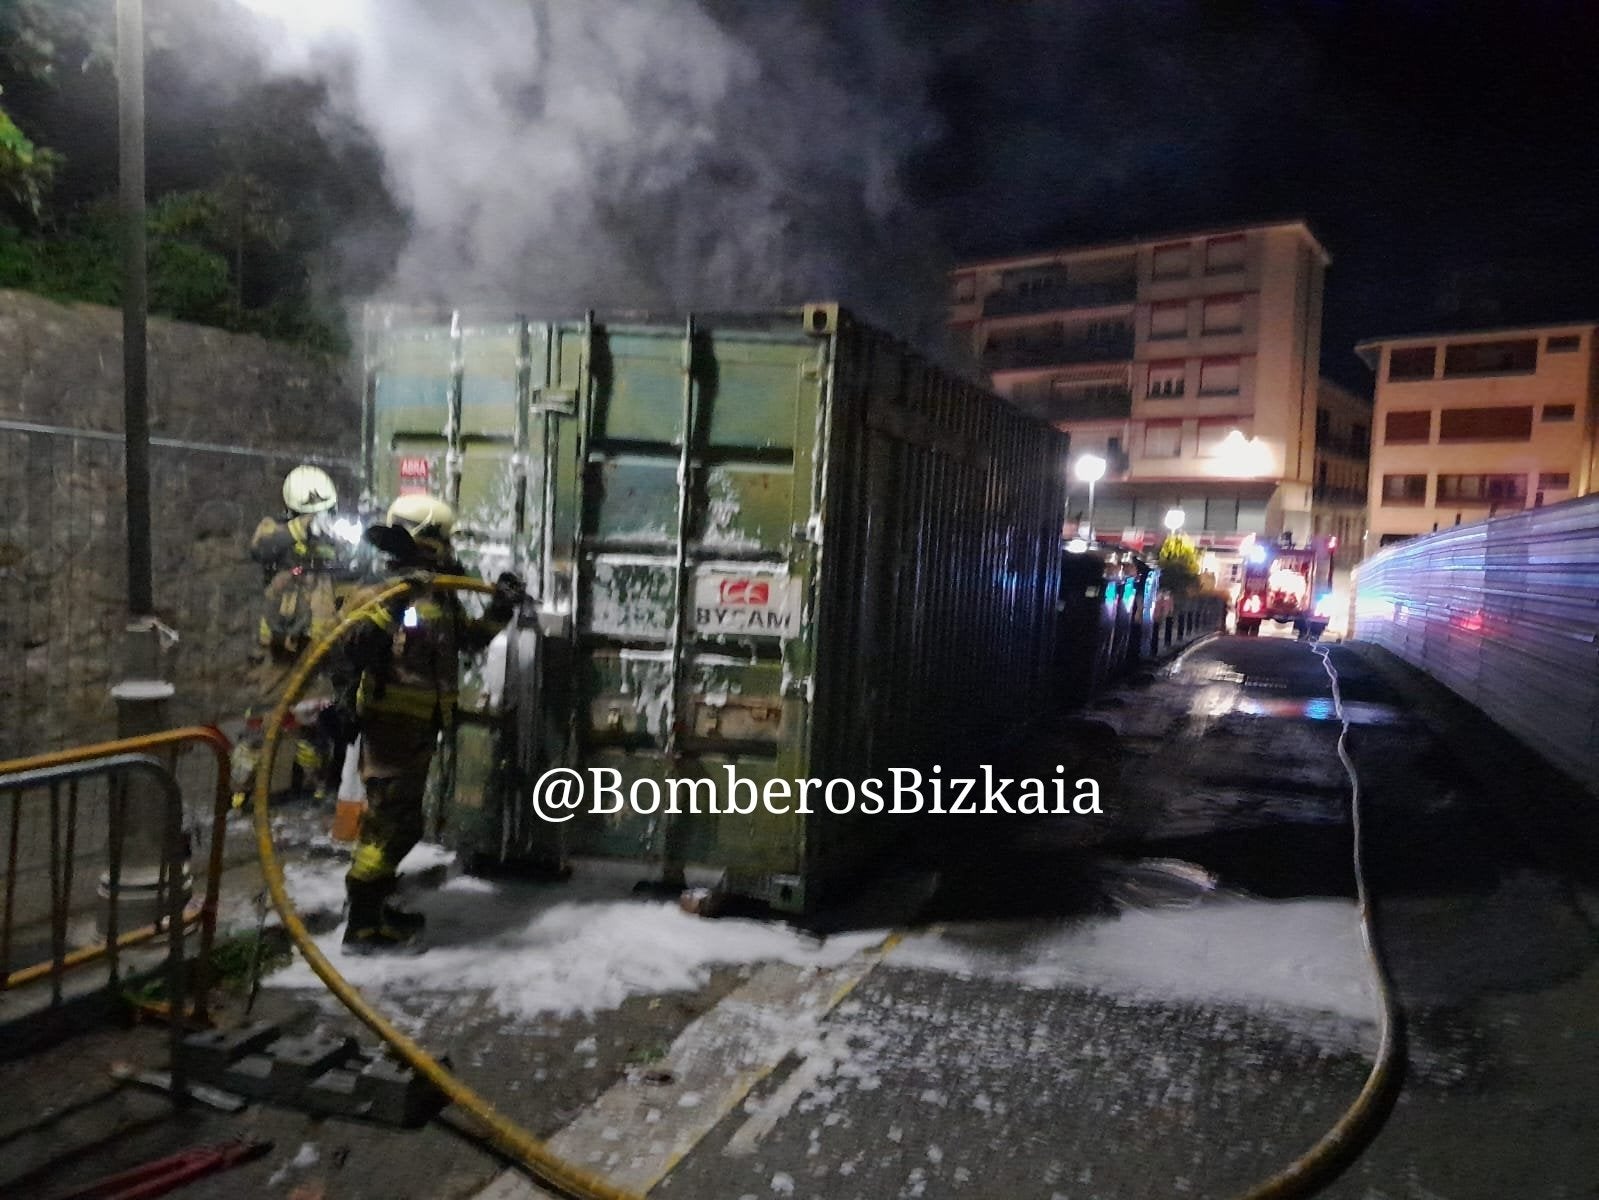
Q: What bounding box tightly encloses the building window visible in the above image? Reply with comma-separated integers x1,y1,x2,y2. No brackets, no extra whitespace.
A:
1147,361,1185,398
1315,408,1331,437
1542,404,1576,422
1381,474,1428,505
1149,301,1187,339
1144,423,1182,458
1001,265,1067,295
1438,406,1533,441
1350,422,1370,452
1076,318,1130,347
1538,472,1571,490
1388,346,1437,380
1204,235,1246,274
1197,420,1245,457
1443,338,1538,377
1199,357,1241,395
1547,335,1581,353
1436,474,1526,505
1152,243,1190,280
1201,295,1245,334
1384,410,1431,443
1380,532,1417,547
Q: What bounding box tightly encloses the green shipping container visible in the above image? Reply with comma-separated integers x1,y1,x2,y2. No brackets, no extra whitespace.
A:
362,304,1067,911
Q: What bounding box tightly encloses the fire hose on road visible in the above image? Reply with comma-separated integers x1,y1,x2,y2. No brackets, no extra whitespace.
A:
253,580,1401,1200
1233,641,1407,1200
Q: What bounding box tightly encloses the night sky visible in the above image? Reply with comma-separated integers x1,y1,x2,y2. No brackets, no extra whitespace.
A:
7,0,1599,391
903,0,1599,389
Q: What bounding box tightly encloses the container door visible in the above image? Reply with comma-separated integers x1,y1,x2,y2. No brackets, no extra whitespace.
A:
570,319,823,900
364,311,557,856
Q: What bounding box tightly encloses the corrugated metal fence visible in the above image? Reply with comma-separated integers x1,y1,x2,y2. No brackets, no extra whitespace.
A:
1353,494,1599,792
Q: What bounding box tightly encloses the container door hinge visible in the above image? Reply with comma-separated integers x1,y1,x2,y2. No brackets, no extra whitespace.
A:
531,388,576,416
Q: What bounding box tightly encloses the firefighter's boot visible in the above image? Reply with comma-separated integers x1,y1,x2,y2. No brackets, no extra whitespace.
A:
380,888,427,936
342,878,426,956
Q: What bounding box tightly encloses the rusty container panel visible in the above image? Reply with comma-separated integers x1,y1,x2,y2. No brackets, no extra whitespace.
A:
1353,493,1599,795
364,305,1066,909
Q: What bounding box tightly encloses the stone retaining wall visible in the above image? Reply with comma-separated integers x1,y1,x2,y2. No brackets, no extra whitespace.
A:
0,289,361,757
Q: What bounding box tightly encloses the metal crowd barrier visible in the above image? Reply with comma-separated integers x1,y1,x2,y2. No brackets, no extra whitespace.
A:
1353,494,1599,795
0,727,233,1048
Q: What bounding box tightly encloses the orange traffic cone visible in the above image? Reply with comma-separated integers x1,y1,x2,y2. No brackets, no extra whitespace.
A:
329,739,366,843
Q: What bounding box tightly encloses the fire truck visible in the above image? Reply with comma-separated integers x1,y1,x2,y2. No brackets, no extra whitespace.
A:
1234,533,1337,639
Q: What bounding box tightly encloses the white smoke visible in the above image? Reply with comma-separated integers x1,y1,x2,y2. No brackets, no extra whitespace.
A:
237,0,943,336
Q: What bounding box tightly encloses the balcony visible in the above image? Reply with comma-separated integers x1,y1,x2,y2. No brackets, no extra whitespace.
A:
1042,389,1133,422
1317,434,1371,459
1313,485,1368,506
983,330,1135,371
982,277,1138,318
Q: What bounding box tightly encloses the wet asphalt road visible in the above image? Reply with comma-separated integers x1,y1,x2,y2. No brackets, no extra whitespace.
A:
654,635,1599,1200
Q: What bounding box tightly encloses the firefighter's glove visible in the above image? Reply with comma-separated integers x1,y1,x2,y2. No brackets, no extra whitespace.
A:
342,618,391,672
487,571,527,621
326,698,362,745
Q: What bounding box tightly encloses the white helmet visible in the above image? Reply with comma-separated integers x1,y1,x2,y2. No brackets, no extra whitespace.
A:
385,493,456,537
283,465,338,514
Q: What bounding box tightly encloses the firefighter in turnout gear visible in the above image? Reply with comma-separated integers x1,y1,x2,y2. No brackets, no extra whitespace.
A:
232,465,349,806
331,494,525,955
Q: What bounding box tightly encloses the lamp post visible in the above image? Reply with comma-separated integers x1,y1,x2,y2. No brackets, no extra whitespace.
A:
104,0,187,933
1074,453,1107,542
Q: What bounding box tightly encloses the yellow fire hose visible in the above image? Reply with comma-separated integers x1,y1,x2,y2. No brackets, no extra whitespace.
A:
253,575,641,1200
1232,643,1406,1199
253,578,1399,1200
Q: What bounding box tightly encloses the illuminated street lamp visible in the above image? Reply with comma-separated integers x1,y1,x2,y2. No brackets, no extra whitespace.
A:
1164,507,1186,534
1074,453,1107,541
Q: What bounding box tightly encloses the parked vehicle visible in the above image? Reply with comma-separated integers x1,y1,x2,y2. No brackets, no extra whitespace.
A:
360,304,1068,911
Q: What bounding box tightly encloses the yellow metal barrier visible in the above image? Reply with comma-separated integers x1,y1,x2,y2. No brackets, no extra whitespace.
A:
0,725,233,1025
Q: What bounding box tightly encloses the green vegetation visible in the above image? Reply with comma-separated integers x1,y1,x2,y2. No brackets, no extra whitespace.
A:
0,105,57,217
1156,532,1202,593
121,928,293,1007
0,0,399,354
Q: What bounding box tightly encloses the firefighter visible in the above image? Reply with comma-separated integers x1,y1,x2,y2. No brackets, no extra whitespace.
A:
232,465,346,806
330,494,524,955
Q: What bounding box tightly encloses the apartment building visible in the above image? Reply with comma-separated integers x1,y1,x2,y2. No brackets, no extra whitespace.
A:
949,219,1329,555
1355,322,1599,548
1313,377,1372,572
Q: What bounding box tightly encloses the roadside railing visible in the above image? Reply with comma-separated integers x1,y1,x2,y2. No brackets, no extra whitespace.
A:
1155,592,1229,655
0,727,233,1040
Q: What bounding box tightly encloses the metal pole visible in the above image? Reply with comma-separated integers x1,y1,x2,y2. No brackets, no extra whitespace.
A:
1086,479,1097,542
119,0,151,618
105,0,188,934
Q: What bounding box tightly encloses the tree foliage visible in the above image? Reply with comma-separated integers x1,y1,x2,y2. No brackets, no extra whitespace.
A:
1156,533,1202,593
0,0,392,353
0,103,57,217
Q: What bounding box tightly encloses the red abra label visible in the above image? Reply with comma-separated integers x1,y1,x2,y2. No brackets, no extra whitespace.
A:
398,456,431,493
718,578,770,606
